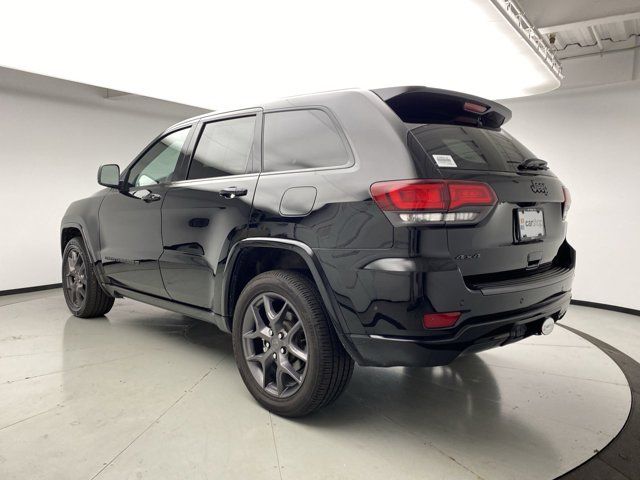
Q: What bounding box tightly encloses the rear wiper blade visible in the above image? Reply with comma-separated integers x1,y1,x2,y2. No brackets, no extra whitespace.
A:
518,158,549,171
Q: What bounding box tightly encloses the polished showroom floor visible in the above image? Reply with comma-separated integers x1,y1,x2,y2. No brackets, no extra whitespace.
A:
0,291,636,480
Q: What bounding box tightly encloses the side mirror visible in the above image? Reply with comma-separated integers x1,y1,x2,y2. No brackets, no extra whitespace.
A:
97,164,121,189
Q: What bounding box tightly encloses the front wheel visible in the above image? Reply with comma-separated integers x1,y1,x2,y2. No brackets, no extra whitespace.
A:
62,237,114,318
232,270,354,417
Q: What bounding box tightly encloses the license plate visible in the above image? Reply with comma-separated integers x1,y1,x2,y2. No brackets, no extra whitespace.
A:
517,208,545,241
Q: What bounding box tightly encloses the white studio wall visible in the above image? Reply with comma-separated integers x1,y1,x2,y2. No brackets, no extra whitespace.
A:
502,79,640,311
2,67,637,312
0,67,206,292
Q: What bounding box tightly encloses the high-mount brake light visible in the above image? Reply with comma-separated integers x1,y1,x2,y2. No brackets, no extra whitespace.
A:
463,102,489,114
370,180,496,225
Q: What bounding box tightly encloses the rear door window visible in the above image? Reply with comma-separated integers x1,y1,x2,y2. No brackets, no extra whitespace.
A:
187,116,256,180
263,109,350,172
411,124,535,172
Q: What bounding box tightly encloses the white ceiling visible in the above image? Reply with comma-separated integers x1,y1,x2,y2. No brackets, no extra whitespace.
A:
0,0,561,109
519,0,640,29
539,10,640,60
518,0,640,90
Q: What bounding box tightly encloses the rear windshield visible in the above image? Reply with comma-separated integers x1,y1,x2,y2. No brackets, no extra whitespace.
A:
410,124,536,172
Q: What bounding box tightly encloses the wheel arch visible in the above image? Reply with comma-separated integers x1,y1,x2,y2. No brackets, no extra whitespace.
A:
60,222,107,287
221,238,360,360
61,225,83,254
61,222,94,256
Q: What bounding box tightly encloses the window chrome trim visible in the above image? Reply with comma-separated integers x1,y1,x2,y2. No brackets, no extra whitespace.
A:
169,172,259,187
257,163,357,177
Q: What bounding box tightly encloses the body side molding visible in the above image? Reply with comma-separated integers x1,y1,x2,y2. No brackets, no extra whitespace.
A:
107,285,228,331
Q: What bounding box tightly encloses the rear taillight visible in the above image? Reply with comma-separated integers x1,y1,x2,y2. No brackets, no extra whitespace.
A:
448,182,497,210
562,186,571,220
370,180,496,225
423,312,461,329
370,181,446,211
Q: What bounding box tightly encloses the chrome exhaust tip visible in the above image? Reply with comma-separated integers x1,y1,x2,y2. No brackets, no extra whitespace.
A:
540,318,555,335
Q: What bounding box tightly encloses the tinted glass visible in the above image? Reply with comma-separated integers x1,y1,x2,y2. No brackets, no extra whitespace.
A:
263,110,349,172
188,116,256,180
128,128,190,187
411,125,535,172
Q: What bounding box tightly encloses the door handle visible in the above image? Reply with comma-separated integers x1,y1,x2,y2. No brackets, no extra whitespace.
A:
219,187,248,199
141,192,162,203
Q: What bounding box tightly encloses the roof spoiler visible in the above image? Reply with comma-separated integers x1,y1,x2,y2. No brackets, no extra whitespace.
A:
372,86,512,130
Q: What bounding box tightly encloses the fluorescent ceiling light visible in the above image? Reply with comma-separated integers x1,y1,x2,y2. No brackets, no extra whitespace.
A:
0,0,561,109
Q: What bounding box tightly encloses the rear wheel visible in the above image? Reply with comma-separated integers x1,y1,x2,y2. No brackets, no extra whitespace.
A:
232,270,354,417
62,237,114,318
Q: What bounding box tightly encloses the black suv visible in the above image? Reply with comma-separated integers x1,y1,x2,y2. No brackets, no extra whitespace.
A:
61,86,575,416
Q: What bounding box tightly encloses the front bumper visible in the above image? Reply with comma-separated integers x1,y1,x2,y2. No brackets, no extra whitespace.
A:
348,290,571,367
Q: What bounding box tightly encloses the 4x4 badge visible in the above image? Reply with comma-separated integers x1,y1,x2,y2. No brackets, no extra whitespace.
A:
530,180,548,195
455,253,480,260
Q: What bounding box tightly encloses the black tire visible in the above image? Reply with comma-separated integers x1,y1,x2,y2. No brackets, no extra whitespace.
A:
232,270,354,417
62,237,114,318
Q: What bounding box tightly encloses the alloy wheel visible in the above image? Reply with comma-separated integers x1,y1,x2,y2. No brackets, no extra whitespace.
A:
241,293,308,398
64,248,87,308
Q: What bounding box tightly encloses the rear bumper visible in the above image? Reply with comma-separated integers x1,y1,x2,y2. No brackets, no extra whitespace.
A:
348,290,571,367
314,242,575,367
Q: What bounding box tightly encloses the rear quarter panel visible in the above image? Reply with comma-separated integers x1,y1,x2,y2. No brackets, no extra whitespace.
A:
249,91,422,335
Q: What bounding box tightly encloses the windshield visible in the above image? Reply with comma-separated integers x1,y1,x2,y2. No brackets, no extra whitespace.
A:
410,124,537,173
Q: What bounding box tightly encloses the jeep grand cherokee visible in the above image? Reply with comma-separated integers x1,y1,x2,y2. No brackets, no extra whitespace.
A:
61,86,575,416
